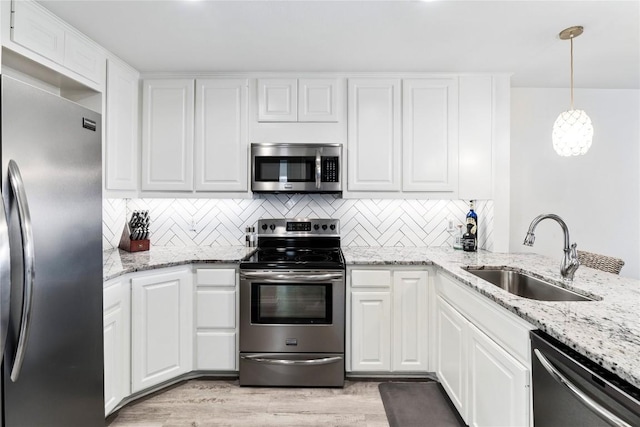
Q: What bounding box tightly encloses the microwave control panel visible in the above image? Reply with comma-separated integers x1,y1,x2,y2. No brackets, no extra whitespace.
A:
322,157,339,182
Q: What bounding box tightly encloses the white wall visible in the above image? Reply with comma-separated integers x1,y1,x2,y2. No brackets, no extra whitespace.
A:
510,88,640,279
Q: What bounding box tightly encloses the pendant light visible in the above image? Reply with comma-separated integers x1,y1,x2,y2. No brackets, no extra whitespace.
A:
552,26,593,157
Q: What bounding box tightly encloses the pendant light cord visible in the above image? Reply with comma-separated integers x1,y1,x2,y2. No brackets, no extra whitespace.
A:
570,35,574,109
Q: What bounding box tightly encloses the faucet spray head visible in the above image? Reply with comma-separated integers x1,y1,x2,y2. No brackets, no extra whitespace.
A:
523,232,536,246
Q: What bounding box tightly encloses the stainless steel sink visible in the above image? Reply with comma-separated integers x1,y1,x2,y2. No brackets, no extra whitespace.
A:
462,267,593,302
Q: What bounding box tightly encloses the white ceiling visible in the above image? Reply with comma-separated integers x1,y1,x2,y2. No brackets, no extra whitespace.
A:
38,0,640,89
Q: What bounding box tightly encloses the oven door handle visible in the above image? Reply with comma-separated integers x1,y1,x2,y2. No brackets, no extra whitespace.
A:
241,271,343,282
533,349,632,427
241,354,342,366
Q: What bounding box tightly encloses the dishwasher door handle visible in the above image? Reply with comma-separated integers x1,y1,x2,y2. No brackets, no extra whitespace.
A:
533,349,632,427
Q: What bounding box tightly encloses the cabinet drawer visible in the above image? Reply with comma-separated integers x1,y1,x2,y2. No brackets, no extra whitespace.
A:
196,289,236,328
196,268,236,287
351,270,391,288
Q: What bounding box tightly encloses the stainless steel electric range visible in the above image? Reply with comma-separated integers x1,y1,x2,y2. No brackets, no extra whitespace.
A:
239,218,345,387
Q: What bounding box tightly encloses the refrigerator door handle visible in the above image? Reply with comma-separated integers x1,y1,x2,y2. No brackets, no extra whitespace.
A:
0,185,11,365
7,160,35,382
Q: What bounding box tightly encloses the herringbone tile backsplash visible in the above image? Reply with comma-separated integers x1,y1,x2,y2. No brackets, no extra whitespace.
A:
103,196,494,250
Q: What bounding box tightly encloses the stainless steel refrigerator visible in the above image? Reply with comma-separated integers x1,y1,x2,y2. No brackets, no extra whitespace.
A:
0,75,104,426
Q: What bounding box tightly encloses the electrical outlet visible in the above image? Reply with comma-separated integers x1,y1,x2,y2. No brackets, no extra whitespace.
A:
189,217,197,232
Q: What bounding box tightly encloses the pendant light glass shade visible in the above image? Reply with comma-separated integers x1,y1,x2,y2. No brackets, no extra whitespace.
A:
553,26,592,157
552,109,593,156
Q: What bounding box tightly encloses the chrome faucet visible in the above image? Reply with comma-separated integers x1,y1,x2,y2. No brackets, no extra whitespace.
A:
523,214,580,281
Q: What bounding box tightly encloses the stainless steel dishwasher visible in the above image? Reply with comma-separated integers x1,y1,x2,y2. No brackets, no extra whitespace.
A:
530,331,640,426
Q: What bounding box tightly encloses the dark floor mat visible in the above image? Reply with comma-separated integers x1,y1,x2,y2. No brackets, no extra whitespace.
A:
378,382,466,427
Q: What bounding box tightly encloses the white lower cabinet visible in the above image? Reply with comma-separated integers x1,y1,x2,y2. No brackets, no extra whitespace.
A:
195,267,238,370
435,296,467,417
351,290,392,371
436,271,533,427
131,268,193,393
349,268,428,373
103,278,131,416
468,323,530,427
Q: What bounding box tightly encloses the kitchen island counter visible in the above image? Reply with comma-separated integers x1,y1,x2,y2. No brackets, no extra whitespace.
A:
343,246,640,390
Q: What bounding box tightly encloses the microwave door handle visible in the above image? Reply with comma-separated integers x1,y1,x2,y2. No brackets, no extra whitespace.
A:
0,186,10,367
315,148,321,189
7,160,35,382
533,349,632,427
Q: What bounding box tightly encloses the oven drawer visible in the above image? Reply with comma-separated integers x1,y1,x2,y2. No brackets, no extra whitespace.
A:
239,353,344,387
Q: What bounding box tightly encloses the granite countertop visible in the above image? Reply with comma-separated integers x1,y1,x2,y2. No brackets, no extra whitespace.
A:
343,246,640,390
103,246,256,280
103,245,640,389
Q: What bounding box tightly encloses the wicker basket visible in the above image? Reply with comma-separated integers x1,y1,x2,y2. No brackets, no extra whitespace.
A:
577,250,625,275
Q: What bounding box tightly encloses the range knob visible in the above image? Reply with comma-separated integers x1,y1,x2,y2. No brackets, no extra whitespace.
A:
261,224,268,231
269,224,276,231
314,224,320,230
329,224,336,231
322,224,328,230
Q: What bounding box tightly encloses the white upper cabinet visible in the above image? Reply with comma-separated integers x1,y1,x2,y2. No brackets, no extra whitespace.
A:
141,78,250,193
141,79,195,191
11,0,65,64
258,78,298,122
257,78,339,122
347,78,401,192
458,75,494,200
298,78,338,122
402,78,458,193
105,58,139,192
10,0,106,86
195,79,248,192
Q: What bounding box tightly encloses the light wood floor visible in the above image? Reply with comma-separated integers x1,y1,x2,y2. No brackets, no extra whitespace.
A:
107,379,390,427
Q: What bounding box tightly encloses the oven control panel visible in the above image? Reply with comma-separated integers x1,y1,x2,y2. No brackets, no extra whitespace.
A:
257,218,339,236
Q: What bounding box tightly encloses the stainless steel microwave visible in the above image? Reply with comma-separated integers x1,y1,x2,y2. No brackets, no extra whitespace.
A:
251,143,342,193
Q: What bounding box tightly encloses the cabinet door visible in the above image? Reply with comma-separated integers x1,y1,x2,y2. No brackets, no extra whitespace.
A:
64,31,105,84
347,79,401,191
298,78,338,122
436,296,468,422
103,278,130,416
257,78,297,122
402,78,458,192
351,291,391,371
131,269,193,393
468,323,530,427
11,0,65,64
141,79,194,191
195,79,248,191
458,76,493,200
106,59,139,191
392,271,428,371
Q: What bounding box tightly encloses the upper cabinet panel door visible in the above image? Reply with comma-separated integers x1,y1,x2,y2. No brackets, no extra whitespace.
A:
458,76,493,200
402,78,459,192
347,78,401,192
195,79,248,192
11,0,65,64
258,78,297,122
141,79,195,191
106,59,139,191
298,78,338,122
63,31,105,84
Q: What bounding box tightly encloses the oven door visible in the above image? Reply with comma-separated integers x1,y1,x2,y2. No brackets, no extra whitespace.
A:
251,144,341,193
239,270,345,353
